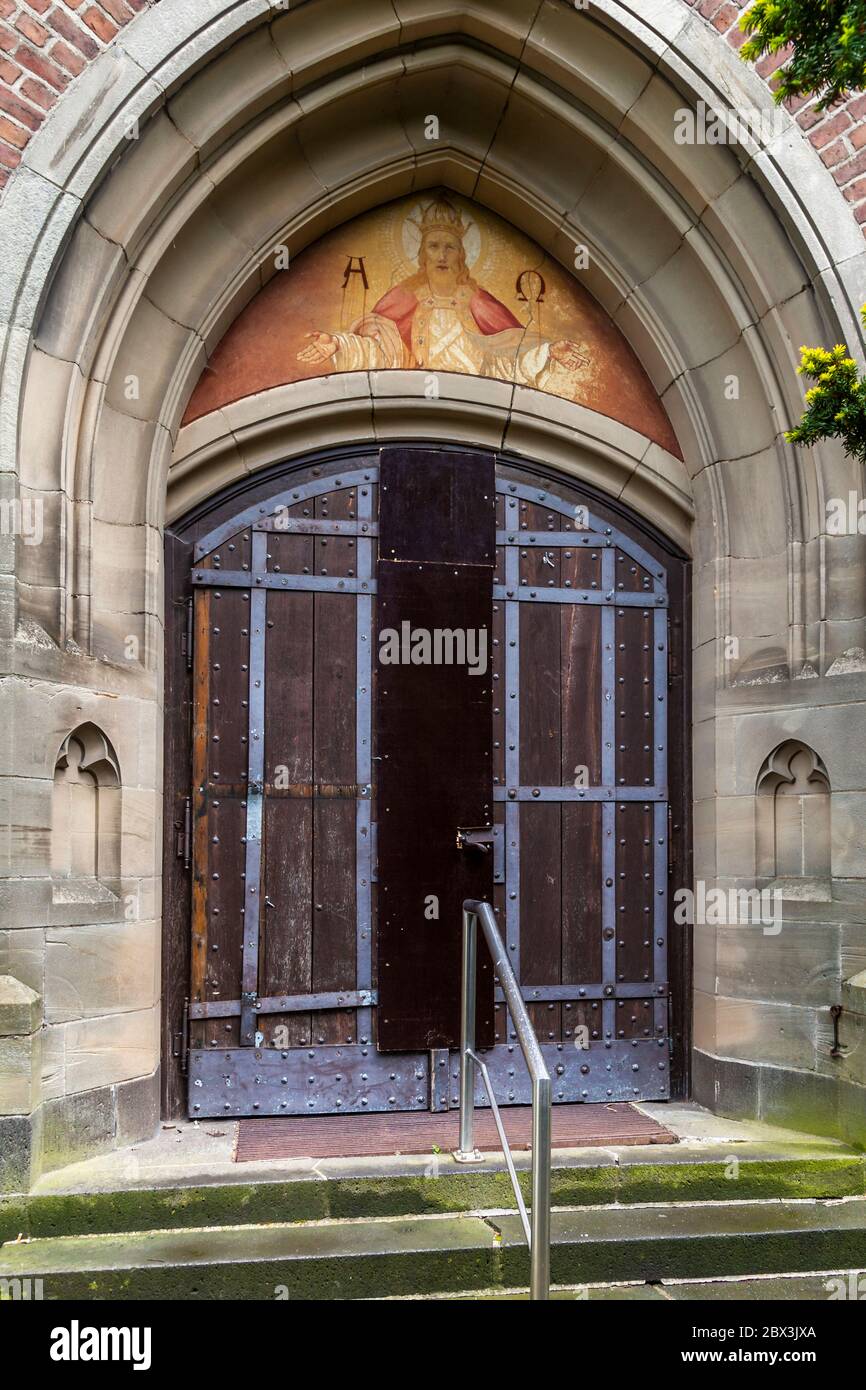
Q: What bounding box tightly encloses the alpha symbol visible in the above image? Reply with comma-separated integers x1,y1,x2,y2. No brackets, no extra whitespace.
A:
342,256,369,290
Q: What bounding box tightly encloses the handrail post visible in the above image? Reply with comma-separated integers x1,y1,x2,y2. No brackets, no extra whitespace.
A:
453,907,483,1163
530,1071,551,1300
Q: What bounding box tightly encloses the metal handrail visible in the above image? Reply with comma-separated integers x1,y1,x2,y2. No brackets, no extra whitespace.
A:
454,899,552,1301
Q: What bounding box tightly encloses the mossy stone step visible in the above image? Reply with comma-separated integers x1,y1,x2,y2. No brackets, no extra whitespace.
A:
2,1149,863,1243
2,1198,866,1301
492,1198,866,1287
0,1215,499,1300
424,1271,866,1300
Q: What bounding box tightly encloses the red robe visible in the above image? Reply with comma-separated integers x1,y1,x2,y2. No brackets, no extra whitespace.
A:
372,284,522,351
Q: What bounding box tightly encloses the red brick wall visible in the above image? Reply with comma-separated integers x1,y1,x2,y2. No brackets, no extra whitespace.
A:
0,0,153,193
1,0,865,234
686,0,866,229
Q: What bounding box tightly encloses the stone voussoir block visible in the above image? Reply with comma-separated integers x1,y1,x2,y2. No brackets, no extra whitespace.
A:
0,974,42,1037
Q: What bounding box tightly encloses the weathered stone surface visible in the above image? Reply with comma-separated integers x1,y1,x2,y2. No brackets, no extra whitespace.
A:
487,81,610,219
0,1031,41,1116
205,127,323,262
62,1006,159,1095
274,0,400,87
0,1114,35,1194
693,1048,758,1121
719,450,789,559
34,220,125,368
22,51,162,202
0,930,43,999
44,920,159,1025
714,923,839,1009
698,992,818,1071
620,72,742,218
143,202,252,335
0,170,78,331
113,1071,159,1148
759,1064,839,1140
396,50,513,165
17,351,82,496
40,1087,115,1172
167,26,290,161
526,2,652,129
394,0,539,55
0,975,41,1037
86,111,198,257
830,794,866,877
92,406,157,530
703,175,810,320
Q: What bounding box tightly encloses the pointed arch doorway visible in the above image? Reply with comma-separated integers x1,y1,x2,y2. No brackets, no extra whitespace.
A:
162,444,691,1119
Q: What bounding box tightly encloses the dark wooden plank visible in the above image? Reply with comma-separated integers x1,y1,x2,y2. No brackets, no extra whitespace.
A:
561,600,601,786
203,797,245,1047
378,448,495,566
313,486,358,1044
615,602,655,790
561,802,602,989
189,587,210,1053
261,526,314,1046
615,799,654,1025
518,519,562,1041
668,559,692,1099
201,586,251,1048
376,448,494,1051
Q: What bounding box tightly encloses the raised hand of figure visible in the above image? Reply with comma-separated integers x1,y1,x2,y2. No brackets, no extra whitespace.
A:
550,339,588,372
297,331,339,364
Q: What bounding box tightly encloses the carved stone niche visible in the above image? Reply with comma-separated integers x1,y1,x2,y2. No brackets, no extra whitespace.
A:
756,741,831,901
51,724,121,907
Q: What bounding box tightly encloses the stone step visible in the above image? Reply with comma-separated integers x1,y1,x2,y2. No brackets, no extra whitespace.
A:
3,1146,863,1241
405,1271,866,1300
2,1198,866,1300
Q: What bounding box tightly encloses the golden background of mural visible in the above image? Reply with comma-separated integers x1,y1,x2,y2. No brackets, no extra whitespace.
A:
184,192,679,457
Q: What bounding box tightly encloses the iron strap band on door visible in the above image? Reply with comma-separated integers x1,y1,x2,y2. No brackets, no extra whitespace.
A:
493,786,667,801
193,467,377,560
495,477,668,583
188,1037,669,1115
653,603,670,1039
355,479,374,1042
504,537,520,972
192,572,376,594
190,990,377,1019
189,980,663,1019
493,586,668,607
601,549,617,1044
192,468,668,583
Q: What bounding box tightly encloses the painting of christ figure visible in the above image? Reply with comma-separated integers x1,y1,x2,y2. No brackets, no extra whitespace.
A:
298,196,588,391
183,190,680,460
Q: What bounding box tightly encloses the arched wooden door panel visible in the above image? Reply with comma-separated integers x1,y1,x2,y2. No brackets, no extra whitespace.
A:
162,445,690,1118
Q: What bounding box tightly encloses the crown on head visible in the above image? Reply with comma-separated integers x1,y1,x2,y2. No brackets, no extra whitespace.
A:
411,196,467,239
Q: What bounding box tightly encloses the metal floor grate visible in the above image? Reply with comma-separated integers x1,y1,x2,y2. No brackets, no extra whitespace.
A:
234,1101,677,1162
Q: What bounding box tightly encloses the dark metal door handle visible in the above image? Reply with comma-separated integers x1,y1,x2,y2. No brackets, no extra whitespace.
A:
456,826,494,852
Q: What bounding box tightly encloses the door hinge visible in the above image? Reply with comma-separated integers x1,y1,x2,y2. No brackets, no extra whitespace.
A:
181,596,193,672
176,797,192,868
173,996,190,1076
667,804,676,875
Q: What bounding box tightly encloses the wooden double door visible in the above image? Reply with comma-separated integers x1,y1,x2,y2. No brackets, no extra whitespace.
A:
162,445,690,1119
